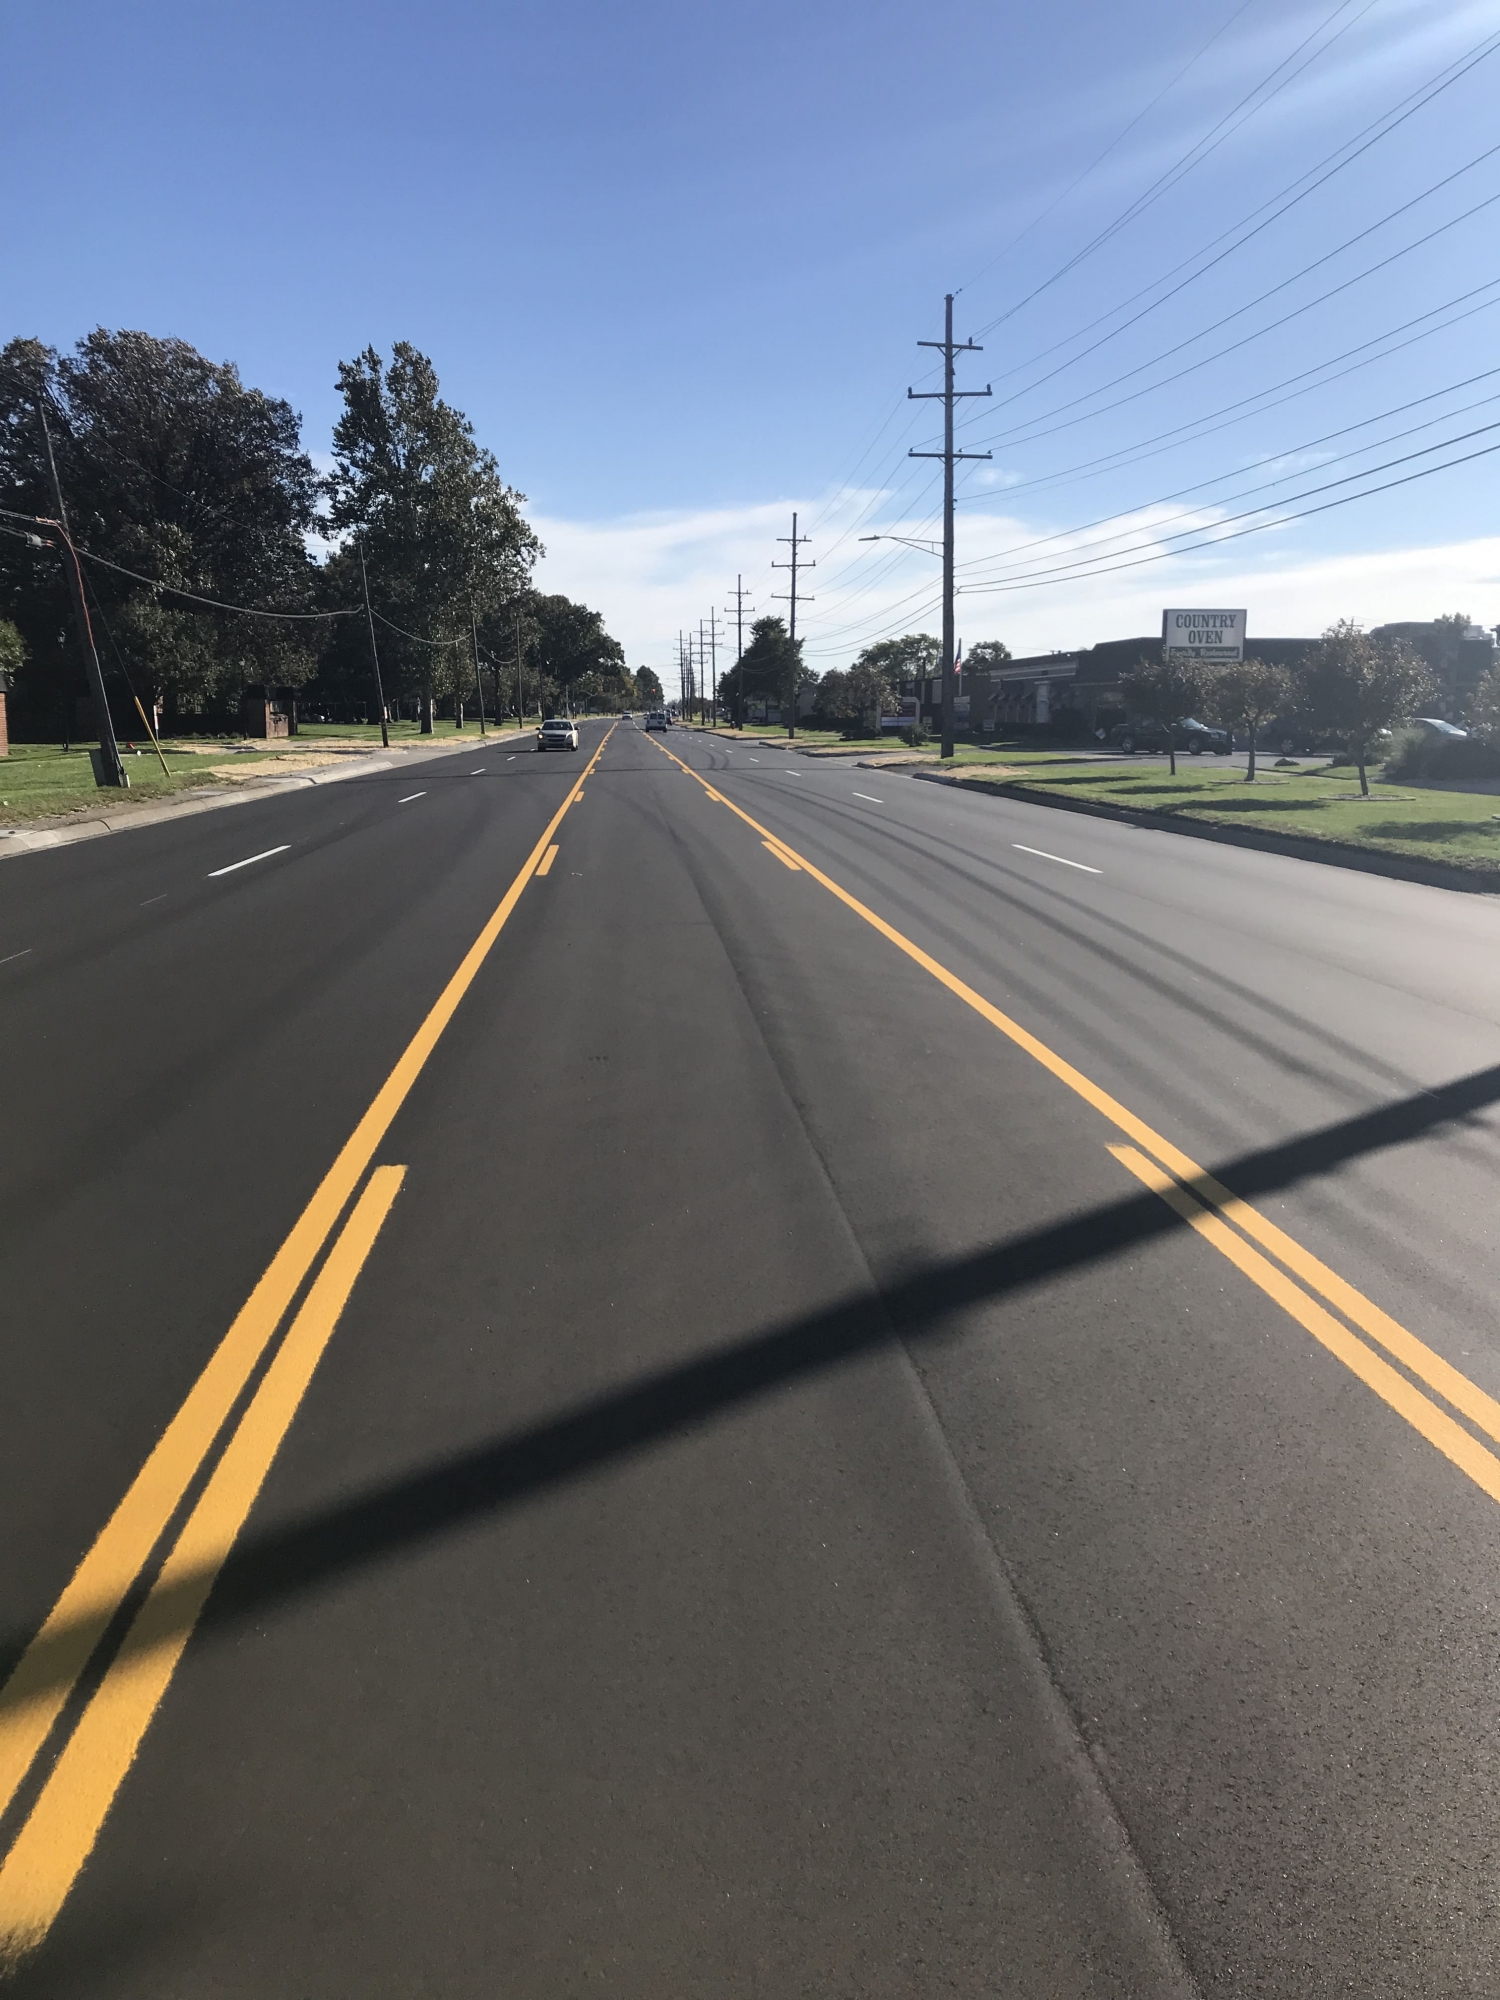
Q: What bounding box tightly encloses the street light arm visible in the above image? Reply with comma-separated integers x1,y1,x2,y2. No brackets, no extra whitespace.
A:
858,534,943,557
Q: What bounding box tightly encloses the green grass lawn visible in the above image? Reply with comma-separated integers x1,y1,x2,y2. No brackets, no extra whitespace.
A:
964,761,1500,871
0,742,250,825
0,723,532,827
711,726,1094,765
870,743,1101,768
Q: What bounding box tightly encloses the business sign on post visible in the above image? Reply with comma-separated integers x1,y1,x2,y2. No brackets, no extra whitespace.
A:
1162,608,1246,662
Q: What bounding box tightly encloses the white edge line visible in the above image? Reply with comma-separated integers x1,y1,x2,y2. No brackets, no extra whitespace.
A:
398,792,427,804
207,844,291,879
853,792,884,804
1012,842,1102,874
0,947,32,965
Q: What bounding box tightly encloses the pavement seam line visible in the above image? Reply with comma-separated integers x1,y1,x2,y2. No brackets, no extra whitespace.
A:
1107,1146,1500,1507
645,734,1500,1470
0,726,613,1827
0,1166,408,1972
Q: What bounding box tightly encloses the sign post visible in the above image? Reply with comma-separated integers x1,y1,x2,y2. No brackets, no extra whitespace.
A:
1162,609,1246,662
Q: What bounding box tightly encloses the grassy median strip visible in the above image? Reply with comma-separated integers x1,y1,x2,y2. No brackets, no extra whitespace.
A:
956,760,1500,873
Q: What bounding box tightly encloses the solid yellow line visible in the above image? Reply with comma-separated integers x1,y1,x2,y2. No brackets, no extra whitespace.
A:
762,839,802,871
644,732,1500,1488
0,725,613,1825
1107,1146,1500,1507
536,843,559,876
0,1166,407,1972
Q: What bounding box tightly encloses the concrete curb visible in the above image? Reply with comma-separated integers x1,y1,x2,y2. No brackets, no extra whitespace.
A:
902,767,1500,896
0,731,528,863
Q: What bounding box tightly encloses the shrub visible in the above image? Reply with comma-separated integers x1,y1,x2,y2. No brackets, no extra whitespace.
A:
1382,727,1500,783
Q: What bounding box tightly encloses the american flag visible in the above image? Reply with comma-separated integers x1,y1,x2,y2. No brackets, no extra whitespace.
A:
954,641,962,688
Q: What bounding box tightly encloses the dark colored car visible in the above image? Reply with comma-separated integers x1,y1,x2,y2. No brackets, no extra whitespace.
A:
1107,716,1230,755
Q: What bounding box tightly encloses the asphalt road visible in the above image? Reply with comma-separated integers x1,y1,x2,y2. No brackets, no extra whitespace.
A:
2,719,1499,1995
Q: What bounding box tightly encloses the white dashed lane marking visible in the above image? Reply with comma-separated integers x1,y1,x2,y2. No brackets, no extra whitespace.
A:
1012,843,1102,875
207,846,290,879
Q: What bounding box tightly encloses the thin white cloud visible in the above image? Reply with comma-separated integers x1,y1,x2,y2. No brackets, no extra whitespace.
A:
533,494,1500,663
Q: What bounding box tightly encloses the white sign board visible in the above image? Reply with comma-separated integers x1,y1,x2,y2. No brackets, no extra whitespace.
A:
1162,608,1246,662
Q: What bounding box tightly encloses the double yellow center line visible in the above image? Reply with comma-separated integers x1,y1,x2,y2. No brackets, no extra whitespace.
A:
650,732,1500,1506
0,727,611,1968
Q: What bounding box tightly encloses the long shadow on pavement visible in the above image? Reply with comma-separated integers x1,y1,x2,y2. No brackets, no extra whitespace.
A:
5,1060,1499,1698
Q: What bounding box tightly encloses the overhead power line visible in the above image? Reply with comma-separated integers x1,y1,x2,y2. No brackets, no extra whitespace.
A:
958,0,1262,300
965,190,1500,459
981,24,1500,394
955,374,1500,582
969,0,1376,340
956,280,1500,507
968,135,1500,432
960,427,1500,596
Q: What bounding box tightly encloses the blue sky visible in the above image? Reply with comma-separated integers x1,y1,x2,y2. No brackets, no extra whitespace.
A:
5,0,1500,670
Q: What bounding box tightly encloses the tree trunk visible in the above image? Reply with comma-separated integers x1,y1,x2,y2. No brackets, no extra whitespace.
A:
1168,741,1177,777
1246,725,1256,782
1357,753,1369,796
454,697,464,730
420,682,433,735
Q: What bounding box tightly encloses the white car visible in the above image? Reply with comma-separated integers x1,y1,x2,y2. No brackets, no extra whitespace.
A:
644,710,670,731
536,716,580,751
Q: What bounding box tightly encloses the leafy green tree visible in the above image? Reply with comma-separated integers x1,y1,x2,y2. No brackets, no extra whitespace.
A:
518,593,627,713
326,343,540,731
636,666,664,708
1208,656,1291,781
1467,662,1500,746
811,668,856,725
854,634,939,694
0,618,22,681
1118,651,1213,776
0,617,21,752
720,616,808,727
1297,620,1433,795
0,329,321,731
964,638,1012,671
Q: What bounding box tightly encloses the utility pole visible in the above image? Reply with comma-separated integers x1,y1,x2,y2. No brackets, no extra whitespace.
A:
771,512,814,739
357,540,391,748
704,608,721,728
40,405,126,787
470,605,487,737
910,294,991,759
725,575,754,728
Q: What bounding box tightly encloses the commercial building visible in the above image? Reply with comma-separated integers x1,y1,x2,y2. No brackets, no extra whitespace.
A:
966,635,1319,738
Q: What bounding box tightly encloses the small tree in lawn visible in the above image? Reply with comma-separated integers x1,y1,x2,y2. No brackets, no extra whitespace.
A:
1466,663,1500,747
1117,651,1212,776
1297,620,1433,796
1210,656,1290,782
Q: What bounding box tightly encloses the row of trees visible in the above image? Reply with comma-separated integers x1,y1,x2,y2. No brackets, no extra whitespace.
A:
713,624,1011,727
1120,621,1443,792
0,329,634,735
